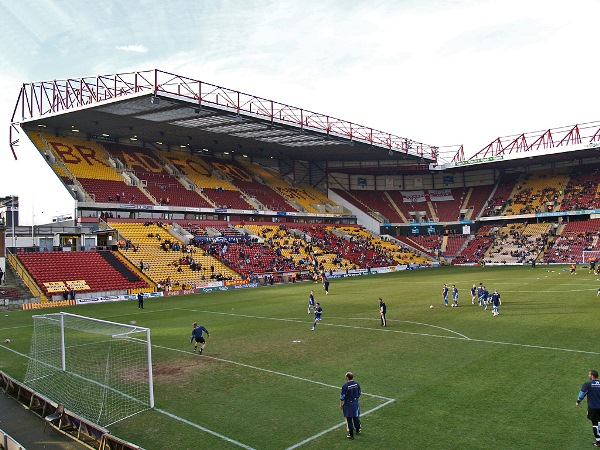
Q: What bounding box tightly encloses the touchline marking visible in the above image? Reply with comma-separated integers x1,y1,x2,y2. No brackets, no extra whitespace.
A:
155,408,256,450
0,324,33,331
189,309,600,355
285,399,395,450
0,344,29,358
99,307,187,322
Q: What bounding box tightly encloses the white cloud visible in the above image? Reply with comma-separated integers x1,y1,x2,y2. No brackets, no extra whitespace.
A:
115,45,149,53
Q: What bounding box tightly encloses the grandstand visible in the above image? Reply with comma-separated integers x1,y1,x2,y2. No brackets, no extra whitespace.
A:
2,68,600,305
6,66,600,450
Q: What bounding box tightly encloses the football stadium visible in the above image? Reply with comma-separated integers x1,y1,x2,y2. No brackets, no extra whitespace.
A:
1,69,600,449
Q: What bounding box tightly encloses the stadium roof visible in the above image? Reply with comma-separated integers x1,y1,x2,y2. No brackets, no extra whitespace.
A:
9,69,441,164
9,69,600,171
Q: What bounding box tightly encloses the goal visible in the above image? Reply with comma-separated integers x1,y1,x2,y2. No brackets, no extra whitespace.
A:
582,250,600,265
23,312,154,427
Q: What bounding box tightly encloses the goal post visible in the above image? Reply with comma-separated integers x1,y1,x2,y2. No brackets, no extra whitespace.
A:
582,250,600,265
23,312,154,427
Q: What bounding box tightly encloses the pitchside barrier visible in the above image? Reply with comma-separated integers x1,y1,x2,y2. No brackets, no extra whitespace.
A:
1,371,143,450
22,299,75,310
0,428,25,450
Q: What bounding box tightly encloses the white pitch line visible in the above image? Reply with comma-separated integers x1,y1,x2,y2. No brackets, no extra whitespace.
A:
285,399,395,450
155,408,256,450
340,317,470,339
0,324,33,331
152,343,392,401
0,341,391,448
0,344,29,357
189,309,600,355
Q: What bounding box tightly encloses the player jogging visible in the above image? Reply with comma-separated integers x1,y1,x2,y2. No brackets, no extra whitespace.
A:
308,290,316,314
190,322,210,354
311,303,323,330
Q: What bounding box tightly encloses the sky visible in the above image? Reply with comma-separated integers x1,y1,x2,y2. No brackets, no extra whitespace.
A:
0,0,598,225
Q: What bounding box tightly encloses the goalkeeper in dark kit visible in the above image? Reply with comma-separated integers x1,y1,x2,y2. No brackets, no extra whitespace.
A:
190,322,210,354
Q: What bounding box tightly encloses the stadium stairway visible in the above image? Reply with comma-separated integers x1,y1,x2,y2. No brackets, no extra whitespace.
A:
99,251,145,283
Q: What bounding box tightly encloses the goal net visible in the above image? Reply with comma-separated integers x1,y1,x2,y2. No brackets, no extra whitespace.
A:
23,312,154,427
582,250,600,265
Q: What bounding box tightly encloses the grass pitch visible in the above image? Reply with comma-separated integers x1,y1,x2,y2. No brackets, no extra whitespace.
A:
0,265,598,449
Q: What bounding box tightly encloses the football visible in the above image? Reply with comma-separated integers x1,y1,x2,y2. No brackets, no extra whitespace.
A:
130,320,137,325
5,338,10,344
429,305,434,309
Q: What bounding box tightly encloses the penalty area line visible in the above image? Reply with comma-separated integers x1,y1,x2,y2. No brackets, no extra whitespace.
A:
152,343,392,401
285,398,395,450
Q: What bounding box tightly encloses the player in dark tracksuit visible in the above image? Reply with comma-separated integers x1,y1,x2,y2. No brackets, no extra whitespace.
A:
340,372,361,439
308,290,315,314
577,370,600,447
311,303,323,330
491,289,501,316
442,284,449,306
190,322,210,354
482,286,489,310
379,298,387,327
477,284,484,306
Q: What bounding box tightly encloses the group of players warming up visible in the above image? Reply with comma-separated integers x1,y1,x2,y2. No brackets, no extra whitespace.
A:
441,282,502,316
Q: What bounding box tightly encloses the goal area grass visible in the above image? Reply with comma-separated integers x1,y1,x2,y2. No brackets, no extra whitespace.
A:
0,264,597,449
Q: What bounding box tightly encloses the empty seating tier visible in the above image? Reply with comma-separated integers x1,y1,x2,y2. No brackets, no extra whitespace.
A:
17,251,148,296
